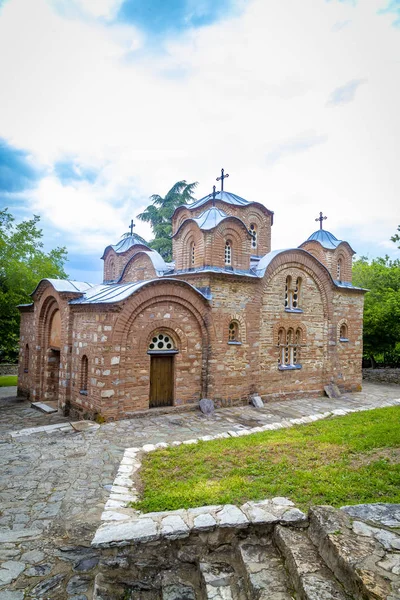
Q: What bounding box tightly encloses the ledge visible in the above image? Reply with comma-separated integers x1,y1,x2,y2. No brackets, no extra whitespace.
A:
278,364,302,371
227,341,242,346
284,308,303,314
339,338,349,343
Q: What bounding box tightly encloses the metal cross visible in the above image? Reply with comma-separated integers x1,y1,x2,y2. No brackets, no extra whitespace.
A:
315,211,327,230
129,219,135,235
216,168,229,191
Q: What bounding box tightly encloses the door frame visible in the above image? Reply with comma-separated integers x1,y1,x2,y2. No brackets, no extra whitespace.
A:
148,350,178,408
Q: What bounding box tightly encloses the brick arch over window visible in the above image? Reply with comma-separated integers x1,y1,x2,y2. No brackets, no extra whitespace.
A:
333,248,351,282
337,319,349,342
262,250,334,320
214,222,251,270
173,223,204,270
120,252,157,283
222,312,247,343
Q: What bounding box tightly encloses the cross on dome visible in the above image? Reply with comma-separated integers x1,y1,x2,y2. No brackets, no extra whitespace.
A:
216,168,229,191
315,211,327,230
129,219,135,235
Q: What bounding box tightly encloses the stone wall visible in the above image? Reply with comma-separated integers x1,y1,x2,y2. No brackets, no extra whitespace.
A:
0,363,18,376
362,368,400,385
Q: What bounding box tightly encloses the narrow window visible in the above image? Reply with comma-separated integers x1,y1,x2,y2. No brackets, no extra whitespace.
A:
284,276,292,308
228,321,239,342
80,355,88,394
191,242,195,266
278,328,285,365
250,223,257,250
294,328,302,364
337,258,342,280
287,328,294,365
225,241,232,266
339,323,348,341
24,344,29,373
292,278,301,309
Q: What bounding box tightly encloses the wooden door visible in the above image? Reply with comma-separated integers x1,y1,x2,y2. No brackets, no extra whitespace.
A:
149,355,174,408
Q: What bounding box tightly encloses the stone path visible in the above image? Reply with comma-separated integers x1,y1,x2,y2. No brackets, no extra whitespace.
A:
0,382,399,599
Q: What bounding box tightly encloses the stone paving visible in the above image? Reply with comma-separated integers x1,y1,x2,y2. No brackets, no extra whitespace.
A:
0,382,399,599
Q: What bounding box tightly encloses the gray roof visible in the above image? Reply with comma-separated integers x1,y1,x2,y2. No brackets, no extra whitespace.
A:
69,279,210,305
101,234,150,259
169,266,258,278
189,190,252,210
30,279,95,297
173,206,251,238
303,229,343,250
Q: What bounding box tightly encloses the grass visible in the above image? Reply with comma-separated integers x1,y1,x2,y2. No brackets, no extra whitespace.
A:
0,375,17,387
133,406,400,513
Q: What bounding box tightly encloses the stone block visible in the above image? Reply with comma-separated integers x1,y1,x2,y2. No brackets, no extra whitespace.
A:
250,395,264,408
324,383,341,399
199,398,215,415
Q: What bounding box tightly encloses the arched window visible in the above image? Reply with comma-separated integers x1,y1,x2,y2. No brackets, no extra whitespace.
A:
228,321,239,343
190,241,195,267
337,258,342,280
250,223,257,250
339,323,348,342
225,240,232,266
285,276,302,311
24,344,29,373
80,355,88,394
148,333,175,351
278,327,302,369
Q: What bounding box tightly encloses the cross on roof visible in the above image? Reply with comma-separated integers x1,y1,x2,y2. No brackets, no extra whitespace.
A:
216,168,229,191
315,211,327,230
129,219,135,235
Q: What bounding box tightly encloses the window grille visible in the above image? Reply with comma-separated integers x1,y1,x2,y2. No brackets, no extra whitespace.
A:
250,223,257,250
278,327,302,368
191,242,195,266
149,333,175,351
228,321,239,342
225,241,232,266
337,258,342,280
81,355,88,392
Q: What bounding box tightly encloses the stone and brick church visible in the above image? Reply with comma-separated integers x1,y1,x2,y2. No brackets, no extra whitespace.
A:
17,172,365,420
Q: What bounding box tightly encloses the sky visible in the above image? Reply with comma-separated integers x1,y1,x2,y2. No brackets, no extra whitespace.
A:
0,0,399,283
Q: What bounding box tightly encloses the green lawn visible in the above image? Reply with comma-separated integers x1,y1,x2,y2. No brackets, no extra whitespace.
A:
133,406,400,513
0,375,17,387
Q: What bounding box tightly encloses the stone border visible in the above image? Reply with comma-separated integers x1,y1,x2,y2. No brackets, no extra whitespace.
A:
92,398,400,548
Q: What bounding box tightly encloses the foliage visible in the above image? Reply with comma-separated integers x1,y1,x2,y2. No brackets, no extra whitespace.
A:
133,406,400,512
391,225,400,248
137,180,198,261
0,375,18,387
352,255,400,366
0,209,67,362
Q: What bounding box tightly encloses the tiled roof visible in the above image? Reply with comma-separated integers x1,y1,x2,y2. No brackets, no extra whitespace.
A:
30,279,95,296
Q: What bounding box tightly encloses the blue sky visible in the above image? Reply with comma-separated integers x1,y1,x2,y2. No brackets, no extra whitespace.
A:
0,0,399,283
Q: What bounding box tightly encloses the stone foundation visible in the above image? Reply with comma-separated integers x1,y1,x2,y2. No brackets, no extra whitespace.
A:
363,368,400,385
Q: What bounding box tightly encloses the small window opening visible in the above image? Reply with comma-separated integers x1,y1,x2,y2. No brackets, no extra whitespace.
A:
278,327,302,368
80,355,88,394
339,323,348,342
285,276,302,311
250,223,257,250
228,321,239,342
225,241,232,266
24,344,29,373
191,242,195,266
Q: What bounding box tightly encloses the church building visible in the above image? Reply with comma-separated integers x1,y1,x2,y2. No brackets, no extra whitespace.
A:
17,172,366,421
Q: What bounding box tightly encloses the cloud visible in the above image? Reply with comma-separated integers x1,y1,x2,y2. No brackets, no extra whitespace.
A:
331,19,352,31
117,0,240,35
378,0,400,26
54,159,98,185
265,132,329,166
327,78,367,106
0,138,42,193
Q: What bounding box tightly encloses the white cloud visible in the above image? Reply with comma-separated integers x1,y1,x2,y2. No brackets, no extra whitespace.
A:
0,0,399,279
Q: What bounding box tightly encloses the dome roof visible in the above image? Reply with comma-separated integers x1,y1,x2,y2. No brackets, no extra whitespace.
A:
304,229,343,250
101,234,150,259
189,190,251,210
192,206,229,230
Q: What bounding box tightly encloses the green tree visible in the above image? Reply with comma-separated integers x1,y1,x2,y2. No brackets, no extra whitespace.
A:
352,255,400,367
137,180,198,261
391,225,400,248
0,209,68,362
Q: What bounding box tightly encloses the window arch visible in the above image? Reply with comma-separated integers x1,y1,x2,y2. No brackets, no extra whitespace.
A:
337,258,342,280
284,276,302,311
148,332,175,351
225,240,232,266
228,321,240,343
249,223,257,250
80,355,89,394
339,323,349,342
24,344,29,373
278,327,302,369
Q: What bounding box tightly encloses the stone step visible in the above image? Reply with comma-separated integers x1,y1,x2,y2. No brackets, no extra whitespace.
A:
274,524,351,600
308,505,398,600
31,401,58,414
237,534,295,600
199,561,245,600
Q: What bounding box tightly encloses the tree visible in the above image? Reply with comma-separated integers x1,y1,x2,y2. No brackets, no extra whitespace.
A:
391,225,400,248
352,255,400,367
0,209,68,362
137,180,198,261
